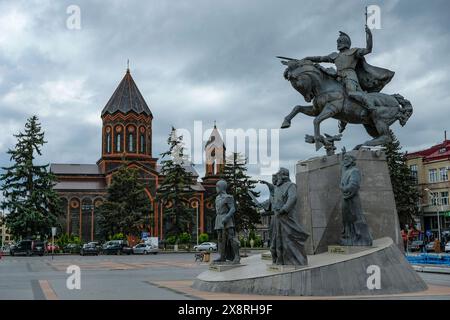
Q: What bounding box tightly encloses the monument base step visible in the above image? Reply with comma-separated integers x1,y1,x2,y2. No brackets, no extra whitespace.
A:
209,264,245,272
328,245,374,254
266,264,306,272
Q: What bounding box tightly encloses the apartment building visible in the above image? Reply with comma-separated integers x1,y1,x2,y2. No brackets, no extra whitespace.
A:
406,139,450,237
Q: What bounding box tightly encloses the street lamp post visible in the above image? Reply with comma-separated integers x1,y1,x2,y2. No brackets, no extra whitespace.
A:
196,203,199,246
51,227,56,260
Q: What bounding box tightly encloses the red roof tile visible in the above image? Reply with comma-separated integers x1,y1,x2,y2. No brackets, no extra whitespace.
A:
407,140,450,162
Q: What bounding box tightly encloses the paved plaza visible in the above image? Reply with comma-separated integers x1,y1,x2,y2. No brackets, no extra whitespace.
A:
0,253,209,300
1,252,450,300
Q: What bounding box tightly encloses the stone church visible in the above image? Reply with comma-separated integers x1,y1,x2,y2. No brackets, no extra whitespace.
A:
50,68,225,242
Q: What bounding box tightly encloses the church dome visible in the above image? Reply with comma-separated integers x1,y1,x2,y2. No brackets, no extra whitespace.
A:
101,69,153,117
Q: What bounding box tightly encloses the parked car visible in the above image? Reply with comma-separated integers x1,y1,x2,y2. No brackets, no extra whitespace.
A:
10,240,45,256
90,241,102,248
445,242,450,253
193,242,217,252
425,242,435,252
86,241,102,253
80,242,100,256
132,243,159,255
64,243,81,254
102,240,132,255
408,240,425,252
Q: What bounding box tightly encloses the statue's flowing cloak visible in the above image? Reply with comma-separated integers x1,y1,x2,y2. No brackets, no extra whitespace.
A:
329,48,395,93
355,56,395,93
271,182,309,265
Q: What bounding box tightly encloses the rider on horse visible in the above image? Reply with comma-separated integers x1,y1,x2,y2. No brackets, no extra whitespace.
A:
278,22,413,152
301,26,395,131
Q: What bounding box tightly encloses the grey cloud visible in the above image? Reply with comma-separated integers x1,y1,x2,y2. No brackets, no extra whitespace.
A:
0,0,449,182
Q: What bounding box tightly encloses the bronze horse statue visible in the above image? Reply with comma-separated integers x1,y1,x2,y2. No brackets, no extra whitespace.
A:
280,59,412,150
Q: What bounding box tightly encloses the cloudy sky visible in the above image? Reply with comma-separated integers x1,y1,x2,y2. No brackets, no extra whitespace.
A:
0,0,449,194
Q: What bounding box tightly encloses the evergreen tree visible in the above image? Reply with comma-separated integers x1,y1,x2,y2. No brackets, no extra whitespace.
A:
157,128,195,237
97,165,152,239
0,115,62,239
223,152,260,232
384,130,420,228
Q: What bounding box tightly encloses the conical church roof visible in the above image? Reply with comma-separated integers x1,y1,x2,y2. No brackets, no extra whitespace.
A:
101,69,152,117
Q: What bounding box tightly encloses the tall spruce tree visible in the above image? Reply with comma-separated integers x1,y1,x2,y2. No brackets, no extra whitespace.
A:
223,152,260,232
384,130,420,228
157,128,195,237
0,115,62,239
97,165,152,239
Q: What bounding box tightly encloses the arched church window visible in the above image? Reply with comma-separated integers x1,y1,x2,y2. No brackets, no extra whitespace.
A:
127,126,136,153
139,127,146,154
140,134,145,153
128,134,134,152
116,133,121,152
106,133,111,153
70,198,80,237
105,126,112,154
114,126,123,153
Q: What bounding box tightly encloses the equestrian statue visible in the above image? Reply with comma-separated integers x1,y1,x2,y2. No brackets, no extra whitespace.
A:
278,23,412,151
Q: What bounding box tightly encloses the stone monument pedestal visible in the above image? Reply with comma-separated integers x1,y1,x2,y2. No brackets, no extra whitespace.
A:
296,148,402,255
193,238,427,296
193,150,421,296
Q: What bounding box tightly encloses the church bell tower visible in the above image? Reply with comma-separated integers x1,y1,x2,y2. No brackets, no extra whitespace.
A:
97,68,157,173
204,123,226,179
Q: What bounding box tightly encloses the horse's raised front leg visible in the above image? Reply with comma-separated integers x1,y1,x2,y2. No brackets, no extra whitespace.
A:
281,105,316,129
313,104,338,151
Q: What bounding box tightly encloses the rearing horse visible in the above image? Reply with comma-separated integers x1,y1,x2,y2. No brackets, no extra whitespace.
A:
280,59,413,150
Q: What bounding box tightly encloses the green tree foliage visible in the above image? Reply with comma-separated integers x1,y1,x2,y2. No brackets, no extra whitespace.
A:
199,232,209,243
248,229,263,247
157,128,195,236
97,166,152,239
178,232,191,244
0,116,62,239
384,130,420,228
56,233,81,248
109,233,126,240
223,152,260,232
165,235,177,245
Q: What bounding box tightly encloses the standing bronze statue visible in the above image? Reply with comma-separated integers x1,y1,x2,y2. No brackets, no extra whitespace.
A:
270,168,309,265
340,150,373,246
278,24,412,151
213,180,240,264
